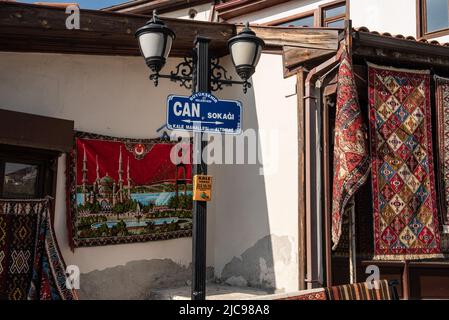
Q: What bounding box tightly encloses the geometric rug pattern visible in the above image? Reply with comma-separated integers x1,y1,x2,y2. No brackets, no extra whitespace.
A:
368,63,442,260
0,199,77,300
331,49,370,250
435,75,449,227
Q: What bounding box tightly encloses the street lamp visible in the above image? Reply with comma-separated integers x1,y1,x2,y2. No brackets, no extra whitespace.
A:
228,22,265,85
136,12,264,301
136,10,176,86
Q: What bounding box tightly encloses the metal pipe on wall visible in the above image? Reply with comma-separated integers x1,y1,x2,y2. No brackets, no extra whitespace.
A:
304,49,343,289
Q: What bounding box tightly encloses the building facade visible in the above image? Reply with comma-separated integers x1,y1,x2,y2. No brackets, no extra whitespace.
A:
1,0,449,299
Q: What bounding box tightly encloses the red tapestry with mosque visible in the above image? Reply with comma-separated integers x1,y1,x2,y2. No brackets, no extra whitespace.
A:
67,132,193,248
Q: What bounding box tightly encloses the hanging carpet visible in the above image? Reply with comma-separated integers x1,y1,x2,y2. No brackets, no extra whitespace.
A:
435,75,449,228
368,62,442,260
331,49,370,250
0,198,77,300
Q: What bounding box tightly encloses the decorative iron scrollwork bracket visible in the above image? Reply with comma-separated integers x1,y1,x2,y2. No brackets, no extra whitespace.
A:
149,56,251,93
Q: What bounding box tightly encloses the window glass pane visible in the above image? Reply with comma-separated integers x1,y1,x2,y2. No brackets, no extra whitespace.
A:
278,15,314,27
3,162,38,198
326,19,345,28
324,4,346,18
426,0,449,33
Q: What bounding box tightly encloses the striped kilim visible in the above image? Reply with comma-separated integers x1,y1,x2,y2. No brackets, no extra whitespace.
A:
435,75,449,227
326,280,394,300
278,288,327,300
0,200,40,300
368,63,442,260
0,199,77,300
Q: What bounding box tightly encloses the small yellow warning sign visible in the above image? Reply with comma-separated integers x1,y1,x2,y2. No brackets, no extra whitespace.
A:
193,175,212,202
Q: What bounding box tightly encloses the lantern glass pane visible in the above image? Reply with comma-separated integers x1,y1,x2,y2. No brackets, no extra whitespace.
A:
163,36,173,59
253,44,262,68
230,41,257,67
138,32,165,58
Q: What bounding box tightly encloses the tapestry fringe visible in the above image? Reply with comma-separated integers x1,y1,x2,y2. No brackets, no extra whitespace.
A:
373,254,445,261
366,61,430,74
434,75,449,82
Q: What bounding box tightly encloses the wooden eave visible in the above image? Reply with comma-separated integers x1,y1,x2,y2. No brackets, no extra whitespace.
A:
0,108,74,153
352,30,449,69
0,2,344,74
216,0,291,21
103,0,213,15
244,25,342,78
0,2,234,57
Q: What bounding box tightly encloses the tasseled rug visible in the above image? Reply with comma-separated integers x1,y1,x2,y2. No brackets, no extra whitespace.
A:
0,198,77,300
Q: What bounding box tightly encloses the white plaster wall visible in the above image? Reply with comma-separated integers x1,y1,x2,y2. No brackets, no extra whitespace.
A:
212,54,299,292
0,52,214,274
227,0,334,24
161,3,212,21
351,1,449,42
350,0,417,37
430,34,449,43
0,51,300,293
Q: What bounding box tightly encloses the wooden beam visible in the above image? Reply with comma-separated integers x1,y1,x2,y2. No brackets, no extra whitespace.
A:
239,25,340,51
0,2,234,57
283,46,336,68
105,0,213,15
0,109,74,153
297,70,307,290
353,46,449,70
216,0,291,21
354,31,449,61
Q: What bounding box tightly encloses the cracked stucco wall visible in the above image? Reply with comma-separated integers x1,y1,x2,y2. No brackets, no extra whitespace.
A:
78,259,214,300
218,235,297,292
212,54,299,293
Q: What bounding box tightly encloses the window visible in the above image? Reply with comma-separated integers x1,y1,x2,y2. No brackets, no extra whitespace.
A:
320,0,347,28
0,145,58,199
3,162,39,198
268,11,316,27
266,1,347,28
278,14,315,27
418,0,449,37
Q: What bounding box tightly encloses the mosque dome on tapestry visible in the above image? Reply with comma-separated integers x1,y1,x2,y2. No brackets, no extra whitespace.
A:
99,175,114,192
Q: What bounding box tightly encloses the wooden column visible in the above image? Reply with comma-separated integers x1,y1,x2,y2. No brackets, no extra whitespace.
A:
297,70,307,290
402,260,410,300
322,96,333,287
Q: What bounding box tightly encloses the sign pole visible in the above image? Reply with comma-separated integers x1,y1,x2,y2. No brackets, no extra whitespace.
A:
191,36,210,301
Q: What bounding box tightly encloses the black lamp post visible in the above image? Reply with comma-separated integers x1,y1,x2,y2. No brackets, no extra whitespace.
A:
136,12,264,300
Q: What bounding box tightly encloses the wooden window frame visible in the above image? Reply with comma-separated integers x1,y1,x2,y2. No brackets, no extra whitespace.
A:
0,145,59,200
264,9,319,27
417,0,449,39
319,0,348,28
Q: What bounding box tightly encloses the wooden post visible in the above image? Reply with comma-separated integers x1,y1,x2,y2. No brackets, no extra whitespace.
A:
402,260,410,300
349,199,357,284
297,70,307,290
323,95,333,288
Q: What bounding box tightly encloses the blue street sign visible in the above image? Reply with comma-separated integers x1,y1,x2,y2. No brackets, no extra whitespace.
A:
167,92,242,134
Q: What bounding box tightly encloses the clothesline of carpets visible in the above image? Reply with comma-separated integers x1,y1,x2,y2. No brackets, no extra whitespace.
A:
332,48,449,261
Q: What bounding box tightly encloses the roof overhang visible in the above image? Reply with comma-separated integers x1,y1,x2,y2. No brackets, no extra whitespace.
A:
246,25,343,77
103,0,212,14
352,28,449,70
0,2,234,57
216,0,291,21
